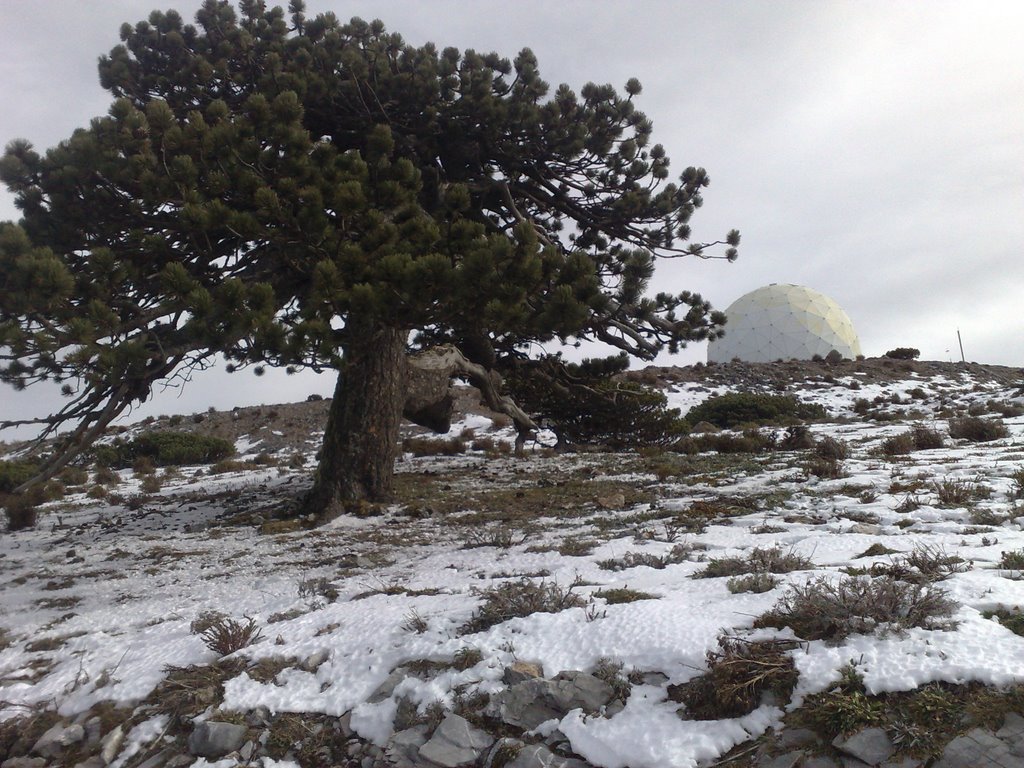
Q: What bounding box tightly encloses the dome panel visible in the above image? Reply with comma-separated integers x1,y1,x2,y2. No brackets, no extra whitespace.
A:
708,284,861,363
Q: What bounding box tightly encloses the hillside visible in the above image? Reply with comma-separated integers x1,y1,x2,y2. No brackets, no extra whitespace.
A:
2,359,1024,768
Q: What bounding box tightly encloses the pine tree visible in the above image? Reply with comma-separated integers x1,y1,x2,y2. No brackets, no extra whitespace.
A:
0,1,737,516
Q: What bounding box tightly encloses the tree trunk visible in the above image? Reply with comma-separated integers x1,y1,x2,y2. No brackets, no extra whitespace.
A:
303,324,407,518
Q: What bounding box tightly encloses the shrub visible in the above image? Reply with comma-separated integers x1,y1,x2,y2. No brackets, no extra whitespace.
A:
593,587,660,604
948,416,1009,442
460,578,586,634
726,573,780,594
932,477,979,506
93,431,235,468
199,616,262,656
685,393,827,429
4,488,43,531
598,543,694,572
0,460,39,493
815,436,849,461
909,425,944,450
999,549,1024,570
57,466,89,487
779,425,815,450
696,545,812,579
669,636,798,719
804,457,846,479
680,429,777,455
881,425,944,456
140,475,162,494
754,576,958,642
884,347,920,360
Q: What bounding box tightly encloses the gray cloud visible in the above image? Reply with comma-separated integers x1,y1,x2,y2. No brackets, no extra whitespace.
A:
1,1,1021,436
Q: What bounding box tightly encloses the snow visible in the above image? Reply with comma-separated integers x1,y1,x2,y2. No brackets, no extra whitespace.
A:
2,370,1024,766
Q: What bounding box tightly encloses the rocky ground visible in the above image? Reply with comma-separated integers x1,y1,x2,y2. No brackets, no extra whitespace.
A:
2,359,1024,768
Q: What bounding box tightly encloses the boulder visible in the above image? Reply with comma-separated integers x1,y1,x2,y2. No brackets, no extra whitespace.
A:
489,672,614,730
832,727,894,765
187,721,248,759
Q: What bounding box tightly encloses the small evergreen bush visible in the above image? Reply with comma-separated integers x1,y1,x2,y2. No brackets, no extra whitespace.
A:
0,460,39,493
948,416,1009,442
884,347,920,360
93,431,235,468
685,392,827,429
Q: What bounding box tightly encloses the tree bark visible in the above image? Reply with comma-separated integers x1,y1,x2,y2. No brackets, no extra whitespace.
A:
303,324,407,517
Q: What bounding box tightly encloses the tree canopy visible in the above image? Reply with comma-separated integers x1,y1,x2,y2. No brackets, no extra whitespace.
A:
0,0,737,511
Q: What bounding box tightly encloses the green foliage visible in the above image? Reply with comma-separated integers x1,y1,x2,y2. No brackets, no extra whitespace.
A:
93,430,235,468
0,459,39,493
507,354,688,449
685,392,827,429
948,416,1009,442
884,347,920,360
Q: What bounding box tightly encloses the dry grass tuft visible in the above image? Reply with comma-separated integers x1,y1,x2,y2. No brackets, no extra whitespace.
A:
459,577,587,635
669,636,799,719
754,575,958,642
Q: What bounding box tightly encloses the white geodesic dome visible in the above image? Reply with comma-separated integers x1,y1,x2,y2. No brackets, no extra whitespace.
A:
707,284,862,363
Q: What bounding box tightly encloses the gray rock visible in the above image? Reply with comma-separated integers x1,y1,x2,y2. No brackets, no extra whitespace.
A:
932,728,1015,768
801,757,841,768
301,649,330,672
489,672,614,730
135,748,172,768
387,725,430,768
337,711,355,738
755,751,803,768
164,757,193,768
879,758,923,768
505,743,591,768
73,757,106,768
418,713,494,767
188,721,249,759
32,722,84,758
368,669,408,703
83,717,103,747
503,661,544,686
998,712,1024,757
832,727,895,765
100,724,124,765
393,696,421,732
239,741,255,762
2,759,47,768
483,738,525,768
778,727,821,749
639,671,669,686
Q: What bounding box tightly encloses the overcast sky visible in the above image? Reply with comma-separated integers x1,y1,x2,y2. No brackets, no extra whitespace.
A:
1,1,1022,435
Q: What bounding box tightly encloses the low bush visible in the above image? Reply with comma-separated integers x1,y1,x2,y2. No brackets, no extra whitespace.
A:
754,576,958,642
598,543,694,572
197,616,262,656
726,573,780,594
804,457,846,479
0,460,39,493
948,416,1009,442
696,545,812,579
932,477,982,507
679,429,777,455
884,347,920,360
815,436,849,461
93,431,235,468
881,425,944,456
685,393,827,429
460,578,587,634
593,587,660,604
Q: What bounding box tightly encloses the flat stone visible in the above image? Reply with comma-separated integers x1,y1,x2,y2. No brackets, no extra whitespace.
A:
801,757,841,768
32,722,84,758
778,727,821,749
639,671,669,686
135,748,172,768
73,758,105,768
503,661,544,686
188,721,249,759
418,713,494,767
879,758,923,768
755,751,803,768
2,759,47,768
300,649,330,672
368,669,408,703
998,712,1024,757
490,673,614,731
100,724,124,765
932,728,1015,768
832,727,895,765
387,724,430,768
506,743,590,768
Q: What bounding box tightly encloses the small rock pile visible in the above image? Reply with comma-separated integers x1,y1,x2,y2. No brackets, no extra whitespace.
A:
5,661,1024,768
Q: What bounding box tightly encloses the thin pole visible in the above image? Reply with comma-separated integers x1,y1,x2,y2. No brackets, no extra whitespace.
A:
957,329,965,363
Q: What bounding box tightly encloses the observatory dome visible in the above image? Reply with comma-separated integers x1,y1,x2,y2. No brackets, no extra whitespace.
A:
707,284,861,364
